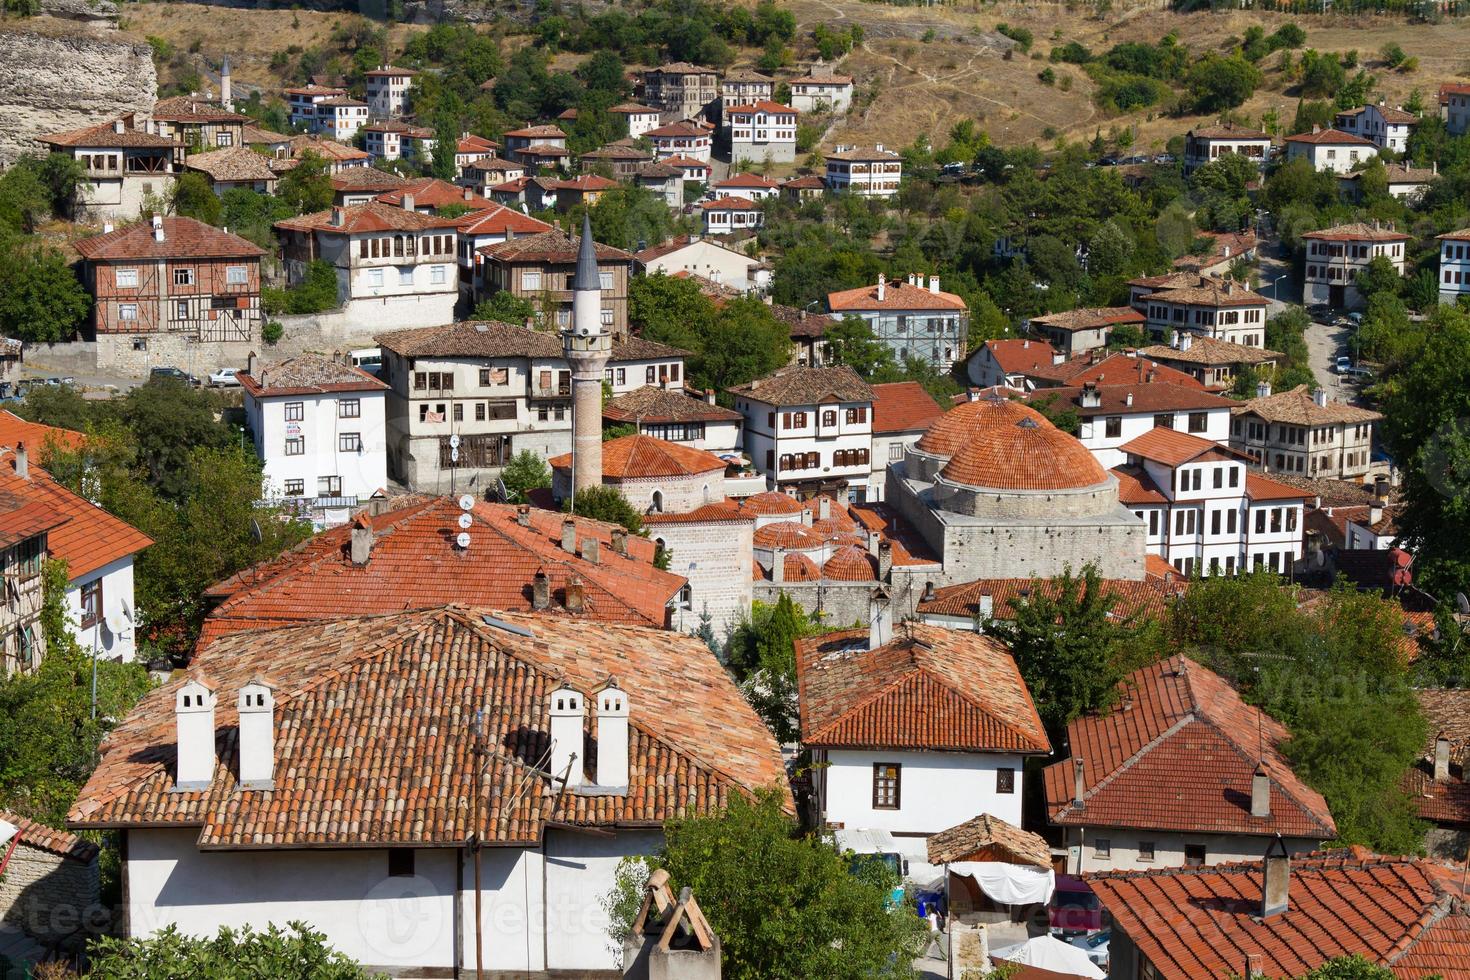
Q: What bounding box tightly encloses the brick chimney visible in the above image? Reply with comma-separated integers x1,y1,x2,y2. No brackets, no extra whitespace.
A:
565,574,585,614
610,527,627,556
1435,732,1452,782
877,540,892,580
532,570,550,610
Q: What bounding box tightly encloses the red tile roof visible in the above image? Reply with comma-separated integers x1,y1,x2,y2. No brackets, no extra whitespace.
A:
237,353,387,397
924,397,1108,491
917,569,1184,625
1302,221,1410,243
548,434,725,480
1404,689,1470,826
796,623,1050,754
451,204,553,237
725,100,798,115
1245,473,1312,502
1088,850,1470,979
1119,426,1236,467
74,607,788,842
1029,306,1145,332
328,167,408,193
1028,383,1234,418
375,177,492,210
973,339,1059,376
43,120,179,149
197,498,686,645
0,411,85,456
714,173,780,189
74,217,263,261
646,122,710,139
1111,465,1169,505
1044,655,1335,839
0,450,151,580
828,278,967,312
700,195,762,211
603,386,742,424
1027,352,1205,389
275,201,460,235
821,544,878,581
752,521,824,550
0,809,98,862
504,124,566,139
871,381,943,434
1285,127,1377,146
736,491,804,515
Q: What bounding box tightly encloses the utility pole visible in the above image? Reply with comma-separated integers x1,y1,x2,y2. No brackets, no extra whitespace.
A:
470,708,487,980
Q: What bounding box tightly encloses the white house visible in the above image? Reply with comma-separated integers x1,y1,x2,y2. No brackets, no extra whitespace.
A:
709,172,780,201
1444,82,1470,136
364,65,416,117
797,619,1051,874
1047,655,1335,873
720,70,774,116
827,273,969,369
726,100,798,164
824,145,902,197
1029,380,1237,470
1111,425,1308,578
1283,127,1378,174
1229,382,1382,481
646,122,713,163
1301,221,1408,310
363,121,435,162
1135,275,1270,347
603,386,744,456
0,438,150,665
730,365,876,498
789,62,854,113
699,195,763,234
634,235,768,293
67,607,786,977
1334,103,1418,153
1182,123,1272,175
607,103,663,139
964,338,1058,390
273,201,461,333
1437,227,1470,304
284,84,346,130
312,98,370,142
662,154,711,185
502,125,568,167
239,353,390,528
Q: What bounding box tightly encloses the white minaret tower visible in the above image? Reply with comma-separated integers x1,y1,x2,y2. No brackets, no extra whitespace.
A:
220,56,233,111
563,212,612,501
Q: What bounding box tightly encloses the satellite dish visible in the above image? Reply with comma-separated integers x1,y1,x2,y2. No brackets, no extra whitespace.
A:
449,434,461,449
495,476,509,502
0,817,16,848
458,494,475,511
249,519,263,544
456,531,472,549
1457,592,1470,616
458,513,473,530
451,448,460,463
104,610,126,636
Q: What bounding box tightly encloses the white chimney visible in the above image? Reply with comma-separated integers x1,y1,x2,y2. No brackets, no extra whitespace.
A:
595,679,630,789
152,214,165,242
1080,383,1101,409
548,685,584,788
237,678,275,789
818,496,831,521
1261,837,1291,918
1250,763,1270,818
350,518,374,564
1180,332,1193,352
1256,380,1272,399
174,678,217,790
978,591,993,619
876,273,886,302
113,118,126,134
401,193,416,212
1312,387,1328,408
771,547,785,583
1435,732,1451,782
13,443,27,481
102,222,114,234
1125,392,1134,407
868,587,892,650
929,275,939,294
1072,757,1085,808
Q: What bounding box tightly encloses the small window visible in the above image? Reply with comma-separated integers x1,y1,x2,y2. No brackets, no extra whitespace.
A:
284,437,305,456
339,432,362,453
119,304,138,321
398,267,414,286
872,763,900,809
1184,844,1206,867
174,299,189,320
115,268,139,288
996,767,1015,794
522,270,542,291
173,268,195,286
1105,416,1122,439
599,271,613,291
430,265,446,285
226,265,248,285
284,479,305,496
284,402,304,422
339,399,360,418
132,337,147,352
1138,841,1155,862
80,578,103,628
367,268,384,288
1094,838,1111,859
1189,411,1208,434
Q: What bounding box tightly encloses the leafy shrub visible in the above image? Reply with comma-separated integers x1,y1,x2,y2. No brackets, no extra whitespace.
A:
1050,41,1092,64
996,22,1033,53
262,321,284,345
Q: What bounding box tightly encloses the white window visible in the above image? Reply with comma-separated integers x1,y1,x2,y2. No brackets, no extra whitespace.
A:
174,300,188,320
599,271,613,291
119,304,138,321
173,268,194,286
366,268,384,288
429,265,446,285
226,265,248,285
600,309,614,325
115,268,138,288
522,270,542,291
398,267,414,286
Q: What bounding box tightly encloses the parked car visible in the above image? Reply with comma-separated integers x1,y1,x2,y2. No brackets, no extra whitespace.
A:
1068,929,1110,968
1049,875,1105,936
1305,303,1332,321
208,368,243,387
149,366,198,387
1335,355,1353,374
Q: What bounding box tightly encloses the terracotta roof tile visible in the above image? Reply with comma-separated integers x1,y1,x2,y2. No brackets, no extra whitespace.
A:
151,96,249,124
1189,123,1270,140
237,353,387,397
828,278,967,312
917,571,1183,624
728,365,873,407
1137,337,1284,367
1044,655,1335,839
1302,221,1410,243
972,339,1059,376
197,499,686,642
1088,850,1470,979
1285,127,1377,146
0,810,98,862
927,812,1051,867
287,136,370,162
43,119,178,148
714,173,780,189
646,122,710,139
185,146,279,183
548,434,725,479
796,624,1050,753
871,381,943,434
0,411,85,455
725,100,798,115
736,491,804,515
0,451,150,578
928,398,1107,491
1119,426,1236,466
479,228,631,264
821,544,878,581
328,167,409,192
603,386,741,424
1028,383,1235,418
700,195,762,211
1234,384,1383,425
1111,465,1169,505
376,178,492,210
1027,352,1206,388
451,204,553,237
824,146,900,162
275,201,459,235
74,217,263,261
752,521,823,550
1030,306,1145,332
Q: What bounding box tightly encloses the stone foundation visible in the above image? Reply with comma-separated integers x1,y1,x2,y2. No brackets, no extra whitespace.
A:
0,842,100,945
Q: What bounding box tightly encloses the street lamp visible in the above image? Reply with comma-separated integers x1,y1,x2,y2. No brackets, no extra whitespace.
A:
1270,273,1289,303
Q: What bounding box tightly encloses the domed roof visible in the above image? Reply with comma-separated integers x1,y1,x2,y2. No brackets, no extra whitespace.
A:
753,521,823,550
938,410,1109,491
915,395,1044,458
778,552,820,581
739,491,805,516
822,545,878,581
811,515,858,539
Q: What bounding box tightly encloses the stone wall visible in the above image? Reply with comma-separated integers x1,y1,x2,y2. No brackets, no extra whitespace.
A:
940,519,1146,581
0,23,156,166
97,330,259,379
756,568,929,628
0,842,100,945
649,519,753,638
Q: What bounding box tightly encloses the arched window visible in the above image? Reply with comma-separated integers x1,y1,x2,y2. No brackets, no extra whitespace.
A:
651,490,664,513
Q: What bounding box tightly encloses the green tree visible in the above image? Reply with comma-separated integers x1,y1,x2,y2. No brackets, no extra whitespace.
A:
88,922,373,979
1297,957,1397,980
692,297,792,394
1354,254,1402,301
171,171,223,225
264,258,341,315
618,790,928,980
564,483,643,534
1299,49,1346,99
119,379,232,500
500,449,550,503
723,594,823,742
628,273,716,354
276,150,333,214
431,112,459,180
983,564,1158,742
471,290,537,325
0,159,52,234
0,247,91,342
1185,54,1262,113
822,316,897,379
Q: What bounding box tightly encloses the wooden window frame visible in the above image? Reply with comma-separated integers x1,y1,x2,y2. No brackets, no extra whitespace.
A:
872,762,901,810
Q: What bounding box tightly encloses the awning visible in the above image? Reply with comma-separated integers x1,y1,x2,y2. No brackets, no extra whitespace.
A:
990,935,1105,979
948,861,1054,906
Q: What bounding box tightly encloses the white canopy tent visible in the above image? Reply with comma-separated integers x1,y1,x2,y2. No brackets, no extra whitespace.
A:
946,861,1055,907
990,934,1106,979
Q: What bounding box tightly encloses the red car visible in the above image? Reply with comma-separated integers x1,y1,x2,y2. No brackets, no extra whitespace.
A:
1049,875,1105,935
